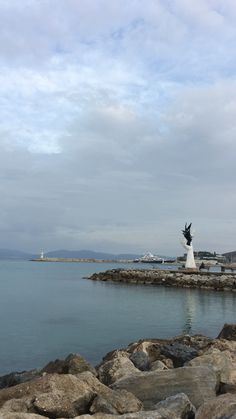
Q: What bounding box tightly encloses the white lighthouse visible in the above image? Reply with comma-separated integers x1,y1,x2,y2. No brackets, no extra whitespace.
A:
40,250,44,260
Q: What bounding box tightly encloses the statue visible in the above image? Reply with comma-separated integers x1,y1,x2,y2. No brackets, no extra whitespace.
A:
181,223,196,269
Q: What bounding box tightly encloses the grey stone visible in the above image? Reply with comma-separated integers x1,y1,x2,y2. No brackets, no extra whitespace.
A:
112,366,218,409
130,351,150,371
161,343,198,367
154,393,196,419
217,323,236,341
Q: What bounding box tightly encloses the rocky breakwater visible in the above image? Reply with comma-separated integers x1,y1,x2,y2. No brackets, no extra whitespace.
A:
1,324,236,418
88,268,236,291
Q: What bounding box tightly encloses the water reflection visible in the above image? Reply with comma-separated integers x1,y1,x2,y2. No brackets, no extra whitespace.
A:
182,290,196,334
181,287,236,336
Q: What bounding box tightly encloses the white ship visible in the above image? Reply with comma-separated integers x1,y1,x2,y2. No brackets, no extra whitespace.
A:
134,252,164,264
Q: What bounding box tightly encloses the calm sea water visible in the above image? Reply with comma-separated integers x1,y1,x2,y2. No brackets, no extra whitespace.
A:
0,260,236,375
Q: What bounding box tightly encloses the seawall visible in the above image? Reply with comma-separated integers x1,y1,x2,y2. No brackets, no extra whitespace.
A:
88,268,236,292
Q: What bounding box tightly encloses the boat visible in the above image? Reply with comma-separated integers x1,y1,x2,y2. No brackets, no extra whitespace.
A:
133,252,164,264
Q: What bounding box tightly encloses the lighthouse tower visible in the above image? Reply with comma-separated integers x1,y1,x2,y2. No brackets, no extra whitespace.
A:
40,250,44,260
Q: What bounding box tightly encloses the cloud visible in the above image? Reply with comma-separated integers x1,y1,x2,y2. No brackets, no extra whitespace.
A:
0,0,236,254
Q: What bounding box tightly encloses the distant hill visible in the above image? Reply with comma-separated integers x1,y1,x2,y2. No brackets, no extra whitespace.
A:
0,248,172,261
0,249,36,260
0,248,141,260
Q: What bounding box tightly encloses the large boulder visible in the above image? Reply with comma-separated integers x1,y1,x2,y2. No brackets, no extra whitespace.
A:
0,373,95,418
154,393,196,419
217,323,236,341
196,393,236,418
78,371,143,415
186,348,236,392
112,366,218,409
90,389,143,415
98,352,140,385
42,353,96,376
161,343,198,367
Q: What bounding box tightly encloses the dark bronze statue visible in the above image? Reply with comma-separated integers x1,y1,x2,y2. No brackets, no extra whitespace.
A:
182,223,192,246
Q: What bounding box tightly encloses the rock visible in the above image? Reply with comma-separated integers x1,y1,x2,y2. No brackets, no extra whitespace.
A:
150,360,168,371
78,371,112,396
78,409,193,418
33,388,94,417
112,366,218,409
196,393,236,418
42,353,96,376
161,343,198,367
160,358,174,369
98,352,140,385
90,389,143,415
78,412,174,418
0,374,95,417
0,414,48,419
76,415,116,419
100,349,130,364
0,398,31,413
127,341,163,363
186,348,236,392
154,393,196,419
173,334,213,352
217,323,236,340
205,338,236,353
0,370,42,390
130,351,150,371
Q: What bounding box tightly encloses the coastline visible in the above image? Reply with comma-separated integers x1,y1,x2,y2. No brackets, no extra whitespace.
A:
88,268,236,292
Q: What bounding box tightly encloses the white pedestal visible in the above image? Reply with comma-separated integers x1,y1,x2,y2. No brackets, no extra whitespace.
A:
181,241,196,269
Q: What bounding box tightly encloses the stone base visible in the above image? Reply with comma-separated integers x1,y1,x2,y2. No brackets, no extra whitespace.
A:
183,268,199,273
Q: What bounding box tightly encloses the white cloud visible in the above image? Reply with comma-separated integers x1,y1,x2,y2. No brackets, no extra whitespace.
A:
0,0,236,253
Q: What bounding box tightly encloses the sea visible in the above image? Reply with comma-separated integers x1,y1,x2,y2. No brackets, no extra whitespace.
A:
0,260,236,375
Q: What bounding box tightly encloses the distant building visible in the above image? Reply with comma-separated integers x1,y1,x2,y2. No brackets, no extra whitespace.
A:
177,251,225,263
223,251,236,263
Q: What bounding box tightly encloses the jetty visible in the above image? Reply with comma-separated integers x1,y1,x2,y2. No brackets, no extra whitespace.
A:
31,257,133,263
88,268,236,292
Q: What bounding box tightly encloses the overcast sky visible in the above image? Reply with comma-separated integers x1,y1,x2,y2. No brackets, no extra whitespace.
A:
0,0,236,256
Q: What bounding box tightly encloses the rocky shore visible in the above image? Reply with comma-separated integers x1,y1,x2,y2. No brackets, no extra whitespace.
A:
88,268,236,292
1,324,236,418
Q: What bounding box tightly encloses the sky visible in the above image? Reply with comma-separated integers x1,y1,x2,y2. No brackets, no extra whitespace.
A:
0,0,236,256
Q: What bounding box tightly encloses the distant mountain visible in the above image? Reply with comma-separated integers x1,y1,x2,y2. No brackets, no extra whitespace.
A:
44,249,141,260
0,248,171,261
0,249,36,260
